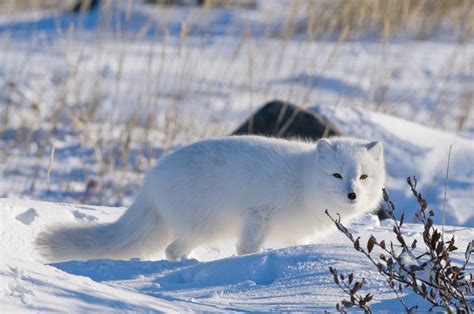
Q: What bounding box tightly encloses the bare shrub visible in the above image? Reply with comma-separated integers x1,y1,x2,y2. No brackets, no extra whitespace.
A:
326,177,473,313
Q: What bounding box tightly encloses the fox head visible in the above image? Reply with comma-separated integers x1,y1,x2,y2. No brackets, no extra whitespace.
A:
309,138,386,216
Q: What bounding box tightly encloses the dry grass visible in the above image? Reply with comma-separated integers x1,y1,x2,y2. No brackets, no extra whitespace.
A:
0,0,73,13
294,0,474,41
0,0,472,205
2,0,473,40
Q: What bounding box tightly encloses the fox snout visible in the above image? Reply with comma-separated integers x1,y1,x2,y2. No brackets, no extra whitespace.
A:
347,192,357,201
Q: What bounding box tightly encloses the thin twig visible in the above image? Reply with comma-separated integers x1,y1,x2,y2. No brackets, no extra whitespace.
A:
442,144,454,243
46,143,56,191
325,209,414,312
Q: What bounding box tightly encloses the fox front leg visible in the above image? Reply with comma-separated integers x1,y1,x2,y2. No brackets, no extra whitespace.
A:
237,206,272,255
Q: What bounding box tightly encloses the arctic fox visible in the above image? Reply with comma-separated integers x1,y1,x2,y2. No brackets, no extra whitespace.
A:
36,136,385,262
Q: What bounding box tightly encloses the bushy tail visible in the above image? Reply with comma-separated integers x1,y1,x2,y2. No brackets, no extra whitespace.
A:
36,193,168,262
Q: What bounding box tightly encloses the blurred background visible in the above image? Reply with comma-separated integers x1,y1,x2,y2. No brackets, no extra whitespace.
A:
0,0,472,225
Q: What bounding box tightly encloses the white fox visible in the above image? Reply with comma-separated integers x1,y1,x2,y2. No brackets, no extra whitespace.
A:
37,136,385,262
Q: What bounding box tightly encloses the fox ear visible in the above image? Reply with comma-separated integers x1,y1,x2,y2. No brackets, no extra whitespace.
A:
316,138,334,158
366,141,383,161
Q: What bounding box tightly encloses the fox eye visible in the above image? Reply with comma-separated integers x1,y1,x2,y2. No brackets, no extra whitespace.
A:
333,173,343,179
360,174,368,180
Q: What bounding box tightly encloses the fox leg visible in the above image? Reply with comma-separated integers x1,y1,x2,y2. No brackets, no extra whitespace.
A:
237,206,272,255
165,238,198,261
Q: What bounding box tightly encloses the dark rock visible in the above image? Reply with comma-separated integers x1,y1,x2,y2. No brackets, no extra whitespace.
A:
145,0,257,9
232,100,342,140
71,0,100,13
376,204,392,221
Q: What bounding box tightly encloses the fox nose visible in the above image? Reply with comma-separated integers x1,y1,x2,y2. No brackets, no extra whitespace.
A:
347,192,357,200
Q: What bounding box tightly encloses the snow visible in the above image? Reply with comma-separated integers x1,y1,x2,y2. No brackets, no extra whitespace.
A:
2,198,472,312
1,0,473,312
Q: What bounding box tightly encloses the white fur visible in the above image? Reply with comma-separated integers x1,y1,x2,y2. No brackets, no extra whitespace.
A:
36,135,386,262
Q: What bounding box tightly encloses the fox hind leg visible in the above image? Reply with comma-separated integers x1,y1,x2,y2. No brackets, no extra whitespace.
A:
165,238,198,261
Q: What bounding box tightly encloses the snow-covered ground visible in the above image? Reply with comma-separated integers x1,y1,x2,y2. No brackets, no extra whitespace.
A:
2,198,473,312
1,0,473,312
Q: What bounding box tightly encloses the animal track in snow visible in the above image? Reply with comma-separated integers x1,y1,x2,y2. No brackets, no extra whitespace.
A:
15,208,38,225
71,210,98,222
